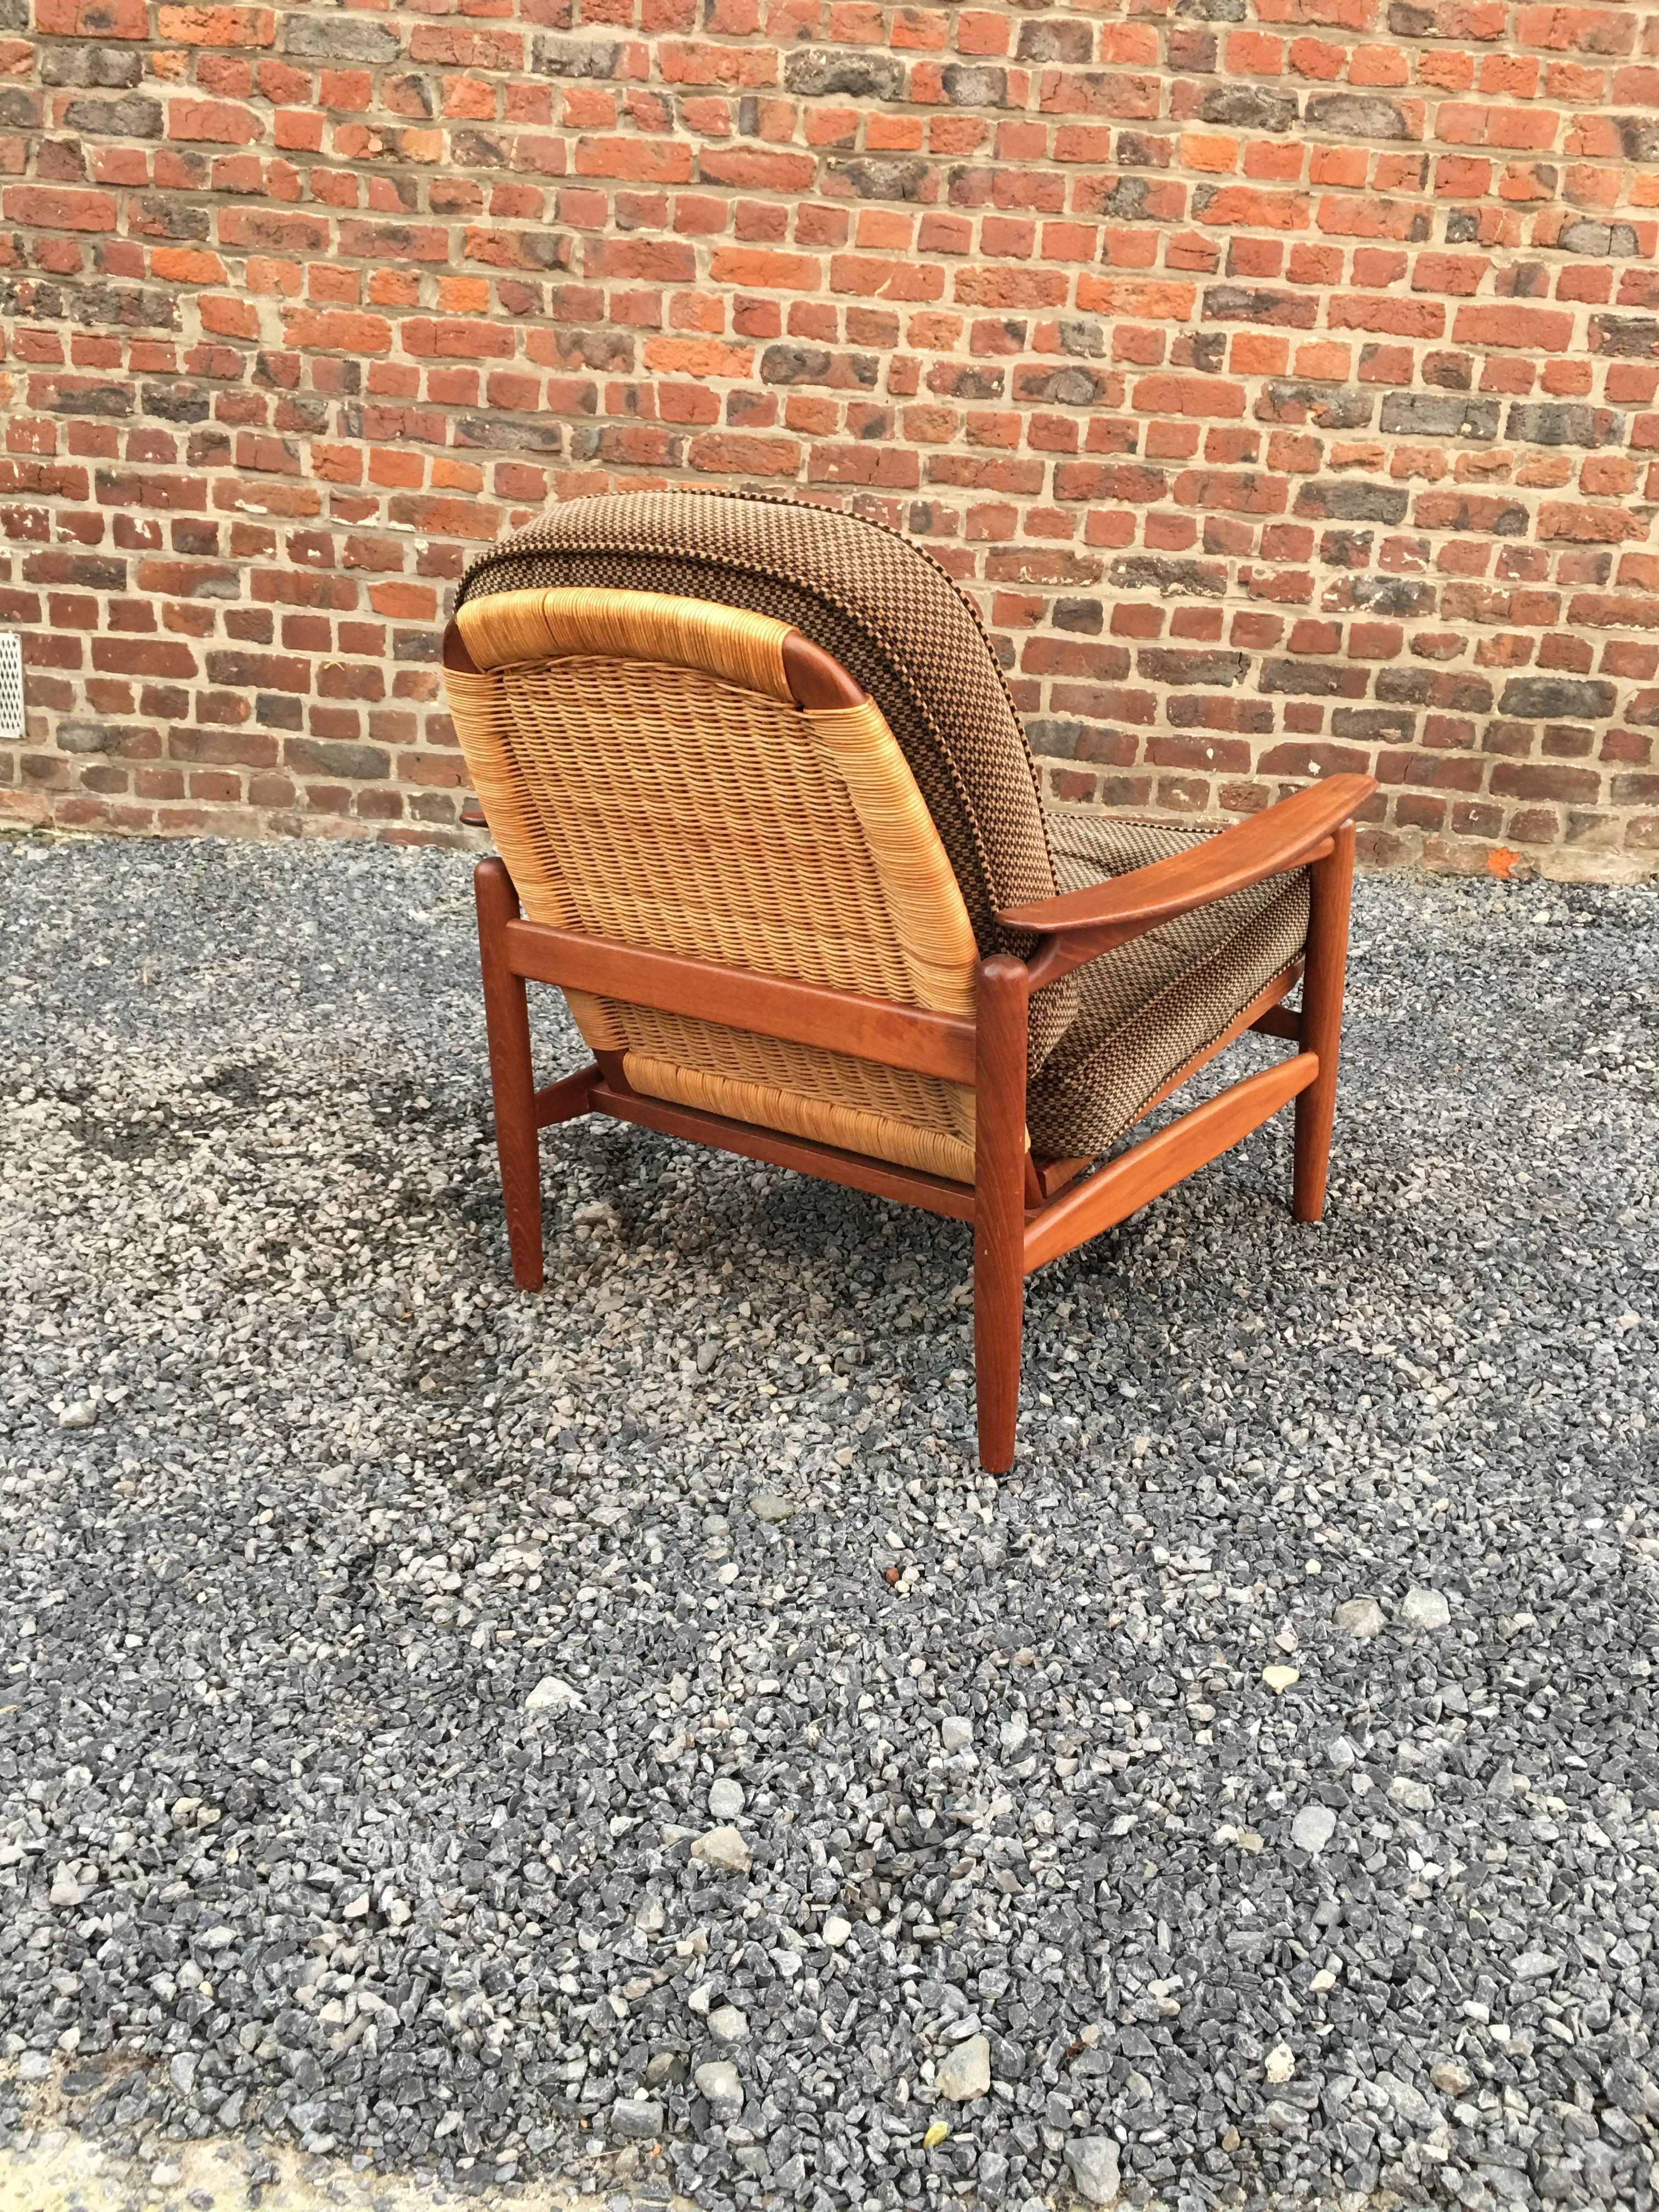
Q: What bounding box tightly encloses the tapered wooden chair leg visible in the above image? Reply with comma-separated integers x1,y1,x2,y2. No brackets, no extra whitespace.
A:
1294,820,1356,1224
475,856,545,1290
973,954,1029,1472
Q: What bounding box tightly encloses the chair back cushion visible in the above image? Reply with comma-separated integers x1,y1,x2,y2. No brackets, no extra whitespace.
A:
456,490,1062,964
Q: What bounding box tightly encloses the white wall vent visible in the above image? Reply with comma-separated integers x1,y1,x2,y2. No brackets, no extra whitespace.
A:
0,634,22,740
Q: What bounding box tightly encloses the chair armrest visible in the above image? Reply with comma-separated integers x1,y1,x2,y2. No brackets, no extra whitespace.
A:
1002,772,1376,991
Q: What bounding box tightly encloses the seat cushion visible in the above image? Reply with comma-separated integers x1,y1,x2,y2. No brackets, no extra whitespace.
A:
457,490,1059,966
1027,809,1311,1163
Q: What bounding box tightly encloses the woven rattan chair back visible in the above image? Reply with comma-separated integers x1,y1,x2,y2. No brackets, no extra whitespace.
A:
444,586,984,1180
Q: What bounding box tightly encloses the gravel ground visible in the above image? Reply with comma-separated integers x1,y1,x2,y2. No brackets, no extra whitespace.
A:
1,832,1656,2212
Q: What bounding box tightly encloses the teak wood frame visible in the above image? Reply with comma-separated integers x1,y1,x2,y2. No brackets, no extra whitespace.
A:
456,617,1375,1471
472,797,1372,1474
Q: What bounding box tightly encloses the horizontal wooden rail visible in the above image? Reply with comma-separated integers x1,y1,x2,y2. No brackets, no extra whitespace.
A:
534,1063,600,1128
590,1079,978,1222
504,919,977,1086
1023,1053,1319,1274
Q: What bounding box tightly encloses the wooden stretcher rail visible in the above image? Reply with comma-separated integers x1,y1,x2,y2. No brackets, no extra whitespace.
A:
504,918,977,1086
1023,1053,1321,1275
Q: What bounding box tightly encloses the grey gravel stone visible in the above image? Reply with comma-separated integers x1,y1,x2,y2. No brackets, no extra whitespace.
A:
1378,2069,1435,2128
607,2097,662,2140
56,1401,97,1430
748,1488,793,1521
706,1776,744,1820
1514,1949,1562,1980
1400,1583,1452,1630
3,836,1657,2212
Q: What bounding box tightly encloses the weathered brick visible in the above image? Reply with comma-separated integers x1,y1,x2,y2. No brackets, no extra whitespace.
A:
1378,392,1500,439
784,50,906,100
1505,403,1626,447
280,15,400,63
1200,86,1299,133
1305,92,1414,139
1498,676,1616,720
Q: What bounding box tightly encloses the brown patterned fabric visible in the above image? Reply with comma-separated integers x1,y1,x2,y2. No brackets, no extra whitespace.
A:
1030,810,1310,1160
459,493,1310,1169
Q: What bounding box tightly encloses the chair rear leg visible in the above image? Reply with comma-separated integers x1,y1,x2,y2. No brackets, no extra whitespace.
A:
974,1229,1023,1475
475,856,545,1290
1294,820,1357,1224
974,955,1029,1472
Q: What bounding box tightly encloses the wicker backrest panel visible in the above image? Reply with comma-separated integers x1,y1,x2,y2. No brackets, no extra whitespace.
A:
444,602,983,1182
459,585,793,702
454,488,1075,1075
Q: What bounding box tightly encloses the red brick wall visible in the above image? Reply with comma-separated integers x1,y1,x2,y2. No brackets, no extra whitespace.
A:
4,0,1658,878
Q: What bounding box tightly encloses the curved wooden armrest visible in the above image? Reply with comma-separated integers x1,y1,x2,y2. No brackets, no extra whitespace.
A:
1003,772,1376,992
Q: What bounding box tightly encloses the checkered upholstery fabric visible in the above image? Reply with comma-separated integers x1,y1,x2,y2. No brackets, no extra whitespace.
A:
1029,810,1309,1159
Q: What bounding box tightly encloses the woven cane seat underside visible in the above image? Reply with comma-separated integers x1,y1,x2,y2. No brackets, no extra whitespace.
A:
1030,810,1311,1162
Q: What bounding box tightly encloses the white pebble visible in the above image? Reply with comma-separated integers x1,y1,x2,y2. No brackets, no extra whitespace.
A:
1400,1585,1451,1631
694,2059,741,2104
934,2034,991,2102
1335,1596,1386,1638
1291,1803,1338,1854
1063,2137,1121,2205
691,1825,752,1875
524,1674,585,1714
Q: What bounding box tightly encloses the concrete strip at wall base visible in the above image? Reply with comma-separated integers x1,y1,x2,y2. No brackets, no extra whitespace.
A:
0,2132,650,2212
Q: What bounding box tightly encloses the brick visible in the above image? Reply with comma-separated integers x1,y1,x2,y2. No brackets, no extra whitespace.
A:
35,0,148,32
157,8,275,45
1452,303,1577,349
4,186,119,230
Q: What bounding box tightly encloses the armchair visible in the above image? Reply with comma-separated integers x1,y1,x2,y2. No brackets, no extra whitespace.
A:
442,490,1375,1470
